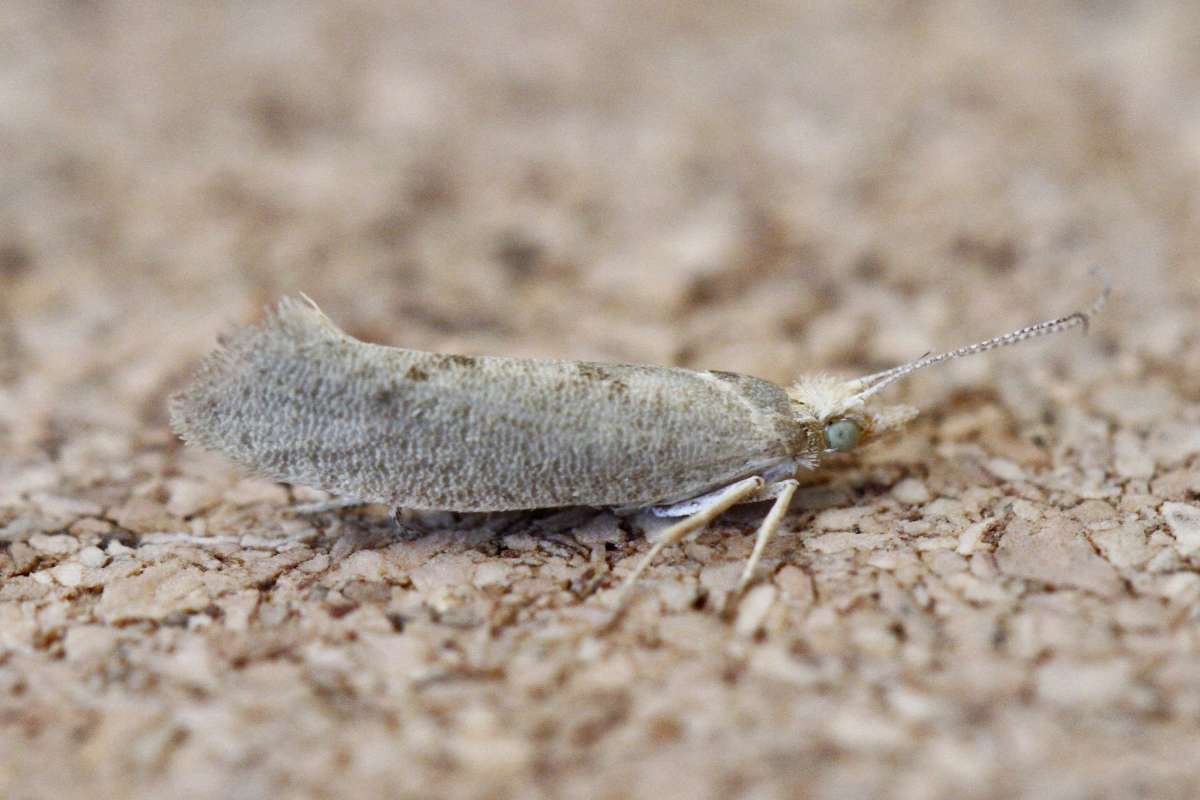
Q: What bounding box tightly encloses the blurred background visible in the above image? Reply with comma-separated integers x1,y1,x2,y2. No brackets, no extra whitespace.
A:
3,3,1200,798
3,1,1197,449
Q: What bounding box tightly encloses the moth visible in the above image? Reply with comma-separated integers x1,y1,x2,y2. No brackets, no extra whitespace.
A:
171,284,1107,605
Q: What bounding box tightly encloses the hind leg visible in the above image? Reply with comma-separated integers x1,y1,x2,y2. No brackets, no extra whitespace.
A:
292,497,368,514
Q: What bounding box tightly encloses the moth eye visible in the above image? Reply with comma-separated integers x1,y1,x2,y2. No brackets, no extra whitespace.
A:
825,418,862,452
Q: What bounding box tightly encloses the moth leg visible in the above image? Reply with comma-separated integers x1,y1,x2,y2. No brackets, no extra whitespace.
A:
292,497,368,514
648,475,797,518
612,476,765,609
735,479,798,595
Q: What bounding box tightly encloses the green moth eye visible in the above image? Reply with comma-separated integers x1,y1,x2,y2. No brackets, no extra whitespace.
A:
825,418,862,452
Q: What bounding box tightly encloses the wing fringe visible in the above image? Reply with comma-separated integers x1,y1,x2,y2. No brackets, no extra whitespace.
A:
168,296,343,449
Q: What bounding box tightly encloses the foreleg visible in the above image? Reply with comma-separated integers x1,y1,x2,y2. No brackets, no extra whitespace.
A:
735,479,798,594
612,476,764,609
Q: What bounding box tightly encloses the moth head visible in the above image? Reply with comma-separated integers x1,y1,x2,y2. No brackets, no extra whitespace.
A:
787,278,1109,457
787,374,918,455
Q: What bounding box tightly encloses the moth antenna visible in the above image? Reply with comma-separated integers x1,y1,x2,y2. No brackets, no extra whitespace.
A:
849,274,1110,404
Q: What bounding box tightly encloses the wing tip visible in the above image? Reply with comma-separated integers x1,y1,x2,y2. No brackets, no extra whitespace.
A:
170,293,341,448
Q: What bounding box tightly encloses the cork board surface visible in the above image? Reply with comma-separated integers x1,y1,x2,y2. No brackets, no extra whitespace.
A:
3,3,1200,798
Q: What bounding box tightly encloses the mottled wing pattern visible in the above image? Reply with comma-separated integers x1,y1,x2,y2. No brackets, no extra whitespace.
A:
171,299,815,510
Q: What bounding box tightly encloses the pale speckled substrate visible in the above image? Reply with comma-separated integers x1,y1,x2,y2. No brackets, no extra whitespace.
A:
3,3,1200,799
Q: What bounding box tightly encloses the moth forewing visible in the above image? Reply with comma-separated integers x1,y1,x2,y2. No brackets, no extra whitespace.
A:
170,298,814,511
